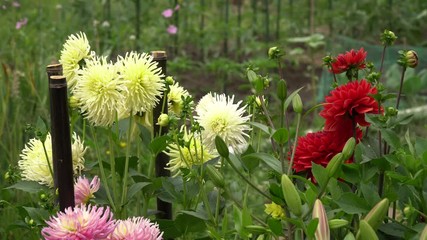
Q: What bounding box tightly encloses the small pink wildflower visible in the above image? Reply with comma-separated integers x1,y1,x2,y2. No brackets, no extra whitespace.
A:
108,217,163,240
15,18,27,29
41,204,115,240
74,175,100,205
167,25,178,35
174,4,180,11
12,1,20,8
162,9,173,18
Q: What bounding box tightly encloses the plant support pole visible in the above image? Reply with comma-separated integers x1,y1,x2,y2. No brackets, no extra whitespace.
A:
151,51,172,220
46,64,63,190
49,75,75,211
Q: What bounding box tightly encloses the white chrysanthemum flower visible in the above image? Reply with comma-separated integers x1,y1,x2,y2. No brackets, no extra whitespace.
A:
18,132,87,187
116,51,164,114
166,128,215,176
195,93,251,152
168,82,191,115
59,32,93,89
73,57,127,127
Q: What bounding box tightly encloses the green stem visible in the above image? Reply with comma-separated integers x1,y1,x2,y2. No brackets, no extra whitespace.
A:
287,113,302,175
395,67,407,110
90,126,115,212
108,132,118,205
225,156,272,201
41,142,54,181
120,114,134,215
224,189,267,227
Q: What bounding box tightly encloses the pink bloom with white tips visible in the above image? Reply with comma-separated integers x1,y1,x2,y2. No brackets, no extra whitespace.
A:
108,217,163,240
74,175,100,205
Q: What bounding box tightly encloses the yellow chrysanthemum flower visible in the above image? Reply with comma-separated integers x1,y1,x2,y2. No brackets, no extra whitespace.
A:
265,202,286,220
59,32,92,89
72,57,127,127
18,133,87,187
195,93,251,153
166,129,215,176
116,52,164,114
167,82,191,115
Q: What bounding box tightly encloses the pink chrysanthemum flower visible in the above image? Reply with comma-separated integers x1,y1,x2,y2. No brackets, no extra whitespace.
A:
42,204,115,240
167,25,178,35
108,217,163,240
74,175,100,205
162,8,173,18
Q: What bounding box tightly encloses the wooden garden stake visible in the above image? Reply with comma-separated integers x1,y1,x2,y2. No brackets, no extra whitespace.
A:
151,51,172,220
48,74,75,211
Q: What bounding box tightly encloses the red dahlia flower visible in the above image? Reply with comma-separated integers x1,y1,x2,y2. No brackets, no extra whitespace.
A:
291,125,362,177
330,48,367,74
320,79,381,131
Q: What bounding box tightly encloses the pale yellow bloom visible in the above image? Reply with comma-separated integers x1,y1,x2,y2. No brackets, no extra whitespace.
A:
18,132,87,187
116,52,164,114
168,82,190,115
72,57,127,126
195,93,251,153
265,202,286,219
166,128,215,176
59,32,92,89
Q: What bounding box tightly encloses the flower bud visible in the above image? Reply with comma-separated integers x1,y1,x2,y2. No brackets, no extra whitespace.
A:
363,198,389,230
342,137,356,160
277,79,287,102
268,46,283,60
380,29,397,46
205,165,225,188
326,153,344,178
292,94,303,114
165,76,175,85
281,174,302,217
215,135,229,158
403,205,414,218
405,50,418,68
156,113,169,127
356,220,379,240
69,96,80,109
385,107,398,117
312,199,330,240
328,219,349,229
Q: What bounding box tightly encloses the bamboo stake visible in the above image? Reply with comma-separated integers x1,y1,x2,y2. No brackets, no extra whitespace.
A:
49,75,75,211
151,51,172,220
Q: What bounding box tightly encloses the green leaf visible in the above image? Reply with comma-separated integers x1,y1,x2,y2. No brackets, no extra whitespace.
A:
6,181,47,193
272,128,289,145
335,193,370,214
247,122,272,135
241,153,282,174
156,219,182,239
306,218,319,238
22,207,50,225
360,183,381,206
127,182,151,201
311,163,328,189
175,212,207,234
180,210,209,220
149,135,169,155
114,156,139,178
241,154,259,173
267,218,283,236
381,129,401,150
284,87,304,112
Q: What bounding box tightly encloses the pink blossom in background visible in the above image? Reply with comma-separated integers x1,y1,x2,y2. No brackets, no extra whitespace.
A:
74,175,100,205
174,4,180,11
167,25,178,35
15,18,27,29
162,8,173,18
12,1,20,8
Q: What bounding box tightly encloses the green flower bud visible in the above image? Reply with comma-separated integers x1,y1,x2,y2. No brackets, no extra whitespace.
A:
268,46,283,60
406,50,418,68
380,29,397,46
205,165,225,188
277,79,287,102
312,199,330,240
356,220,379,240
292,94,303,114
366,72,381,83
156,113,169,127
165,76,175,85
341,137,356,160
385,107,398,117
326,153,344,178
215,135,229,158
281,174,302,217
363,198,389,230
403,205,414,218
328,219,349,229
322,55,333,66
69,96,80,109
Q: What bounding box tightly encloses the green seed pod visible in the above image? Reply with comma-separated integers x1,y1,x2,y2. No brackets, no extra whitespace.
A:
363,198,389,230
312,199,330,240
205,165,225,188
281,174,302,217
292,94,303,114
326,153,344,178
341,137,356,160
277,79,287,102
356,220,379,240
215,135,229,158
328,219,349,229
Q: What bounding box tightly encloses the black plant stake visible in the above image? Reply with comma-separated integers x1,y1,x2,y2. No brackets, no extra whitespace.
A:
48,74,75,211
151,51,172,220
